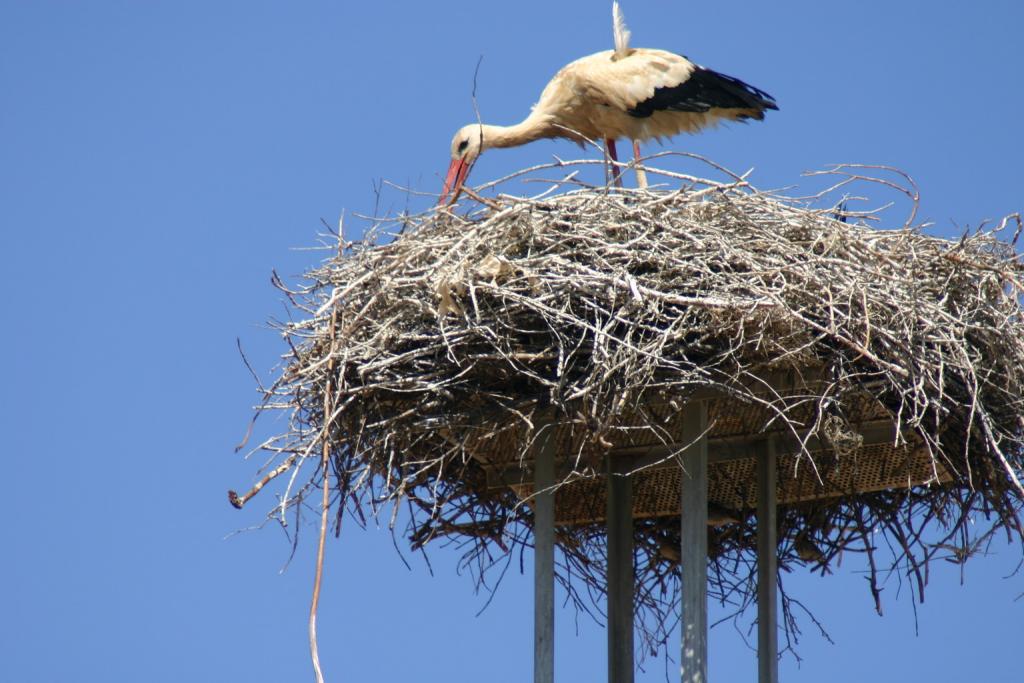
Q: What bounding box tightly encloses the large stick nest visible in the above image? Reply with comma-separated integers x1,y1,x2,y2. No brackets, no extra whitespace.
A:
233,160,1024,656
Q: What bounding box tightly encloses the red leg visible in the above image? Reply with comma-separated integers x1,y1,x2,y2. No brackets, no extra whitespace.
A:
605,138,622,187
632,140,648,188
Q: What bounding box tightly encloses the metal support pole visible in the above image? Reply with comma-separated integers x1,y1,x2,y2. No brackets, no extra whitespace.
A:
680,402,708,683
756,439,779,683
534,424,556,683
607,455,634,683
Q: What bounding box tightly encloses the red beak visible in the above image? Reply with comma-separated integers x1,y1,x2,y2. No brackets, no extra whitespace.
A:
439,157,472,206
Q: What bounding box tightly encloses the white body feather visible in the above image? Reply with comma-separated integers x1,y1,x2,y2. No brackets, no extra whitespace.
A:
612,2,631,58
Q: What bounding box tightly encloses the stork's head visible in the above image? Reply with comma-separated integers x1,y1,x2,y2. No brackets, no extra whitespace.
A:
439,124,488,205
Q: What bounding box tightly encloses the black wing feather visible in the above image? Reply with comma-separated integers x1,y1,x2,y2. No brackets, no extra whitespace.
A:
627,67,778,119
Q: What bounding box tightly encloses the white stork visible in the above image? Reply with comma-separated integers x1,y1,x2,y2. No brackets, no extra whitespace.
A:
440,2,777,204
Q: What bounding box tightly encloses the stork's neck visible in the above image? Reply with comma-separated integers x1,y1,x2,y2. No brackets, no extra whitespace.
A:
484,112,556,149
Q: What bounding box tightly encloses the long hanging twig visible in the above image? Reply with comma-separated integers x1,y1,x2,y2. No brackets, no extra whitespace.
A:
309,291,340,683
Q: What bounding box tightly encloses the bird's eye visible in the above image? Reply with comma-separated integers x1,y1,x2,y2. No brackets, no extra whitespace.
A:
457,140,469,153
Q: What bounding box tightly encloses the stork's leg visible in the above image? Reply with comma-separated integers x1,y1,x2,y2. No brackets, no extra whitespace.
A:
632,140,648,189
605,138,622,188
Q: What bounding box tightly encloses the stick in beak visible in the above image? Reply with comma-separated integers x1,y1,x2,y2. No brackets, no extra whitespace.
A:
438,157,472,206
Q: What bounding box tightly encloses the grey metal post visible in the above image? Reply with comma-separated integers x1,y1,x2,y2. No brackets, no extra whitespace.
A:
607,455,634,683
756,439,779,683
680,402,708,683
534,424,556,683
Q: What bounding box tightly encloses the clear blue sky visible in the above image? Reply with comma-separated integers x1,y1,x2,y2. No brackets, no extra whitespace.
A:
2,2,1022,682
